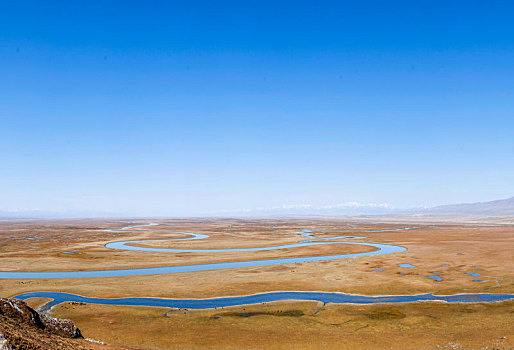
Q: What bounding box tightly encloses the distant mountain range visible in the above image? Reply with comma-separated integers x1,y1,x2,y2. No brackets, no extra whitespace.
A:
1,197,513,218
209,202,396,217
212,197,514,217
416,196,514,217
0,210,125,219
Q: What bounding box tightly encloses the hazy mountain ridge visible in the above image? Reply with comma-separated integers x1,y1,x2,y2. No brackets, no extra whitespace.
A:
1,197,513,218
0,210,125,219
419,196,514,216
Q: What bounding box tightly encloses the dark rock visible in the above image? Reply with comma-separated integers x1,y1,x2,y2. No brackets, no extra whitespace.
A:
0,298,82,338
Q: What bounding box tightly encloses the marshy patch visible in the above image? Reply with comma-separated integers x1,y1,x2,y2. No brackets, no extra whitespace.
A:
458,307,477,313
212,310,305,318
365,308,406,320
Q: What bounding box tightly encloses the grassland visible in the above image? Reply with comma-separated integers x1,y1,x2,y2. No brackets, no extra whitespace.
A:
1,218,513,349
44,299,514,350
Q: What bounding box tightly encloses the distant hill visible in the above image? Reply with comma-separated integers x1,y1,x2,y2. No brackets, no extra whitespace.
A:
209,202,396,217
0,210,126,219
422,197,514,216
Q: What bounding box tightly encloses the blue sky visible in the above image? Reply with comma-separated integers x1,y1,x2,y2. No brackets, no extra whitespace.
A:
1,1,513,216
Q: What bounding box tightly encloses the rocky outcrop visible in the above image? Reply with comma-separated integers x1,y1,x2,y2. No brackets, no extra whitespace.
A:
0,298,82,339
0,298,91,349
0,298,130,349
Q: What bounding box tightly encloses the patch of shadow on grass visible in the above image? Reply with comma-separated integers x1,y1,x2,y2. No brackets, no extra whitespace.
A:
458,307,477,313
212,310,305,319
365,308,406,320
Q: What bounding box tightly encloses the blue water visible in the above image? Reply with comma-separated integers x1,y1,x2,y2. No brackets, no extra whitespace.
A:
0,241,406,279
299,227,420,241
0,224,409,279
428,275,442,282
107,237,368,253
14,292,514,311
472,280,485,282
465,273,481,277
398,263,416,268
373,269,385,271
120,223,159,230
7,223,507,311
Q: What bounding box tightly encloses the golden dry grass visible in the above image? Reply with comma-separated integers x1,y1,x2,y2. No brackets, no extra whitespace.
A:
50,300,514,350
1,218,513,349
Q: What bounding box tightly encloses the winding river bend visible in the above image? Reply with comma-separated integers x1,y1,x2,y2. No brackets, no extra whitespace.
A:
0,223,409,279
3,223,514,308
15,291,514,310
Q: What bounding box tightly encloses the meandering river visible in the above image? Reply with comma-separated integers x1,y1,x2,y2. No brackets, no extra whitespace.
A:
15,291,514,311
0,223,409,279
3,223,513,308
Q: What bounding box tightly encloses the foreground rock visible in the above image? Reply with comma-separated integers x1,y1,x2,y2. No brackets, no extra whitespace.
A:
0,298,123,350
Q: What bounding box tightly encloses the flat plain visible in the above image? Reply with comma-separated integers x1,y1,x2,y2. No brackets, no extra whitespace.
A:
1,218,513,349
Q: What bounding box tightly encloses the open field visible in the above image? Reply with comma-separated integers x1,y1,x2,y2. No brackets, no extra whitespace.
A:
1,218,513,349
45,299,514,350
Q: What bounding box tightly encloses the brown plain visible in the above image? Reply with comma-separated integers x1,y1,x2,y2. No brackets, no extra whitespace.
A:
1,218,513,349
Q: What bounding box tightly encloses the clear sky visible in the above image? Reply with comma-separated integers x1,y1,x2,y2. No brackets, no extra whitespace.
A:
1,1,513,216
